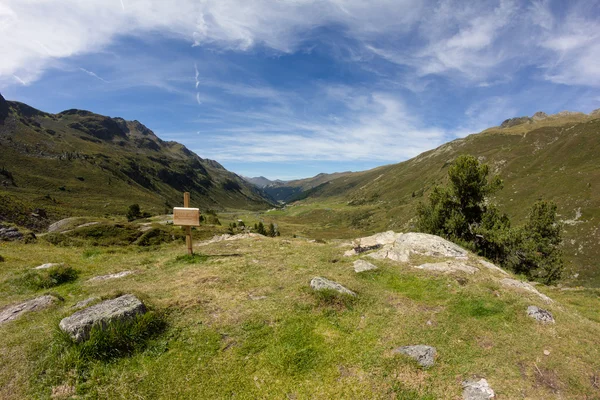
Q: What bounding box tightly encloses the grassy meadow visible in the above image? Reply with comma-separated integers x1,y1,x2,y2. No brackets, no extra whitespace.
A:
1,216,600,399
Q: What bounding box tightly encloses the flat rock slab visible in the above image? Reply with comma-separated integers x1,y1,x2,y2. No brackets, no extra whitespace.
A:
353,259,378,273
368,232,469,263
34,262,64,270
0,295,57,325
501,278,553,303
310,277,356,296
59,294,146,342
415,261,478,274
72,297,100,309
198,233,263,246
527,305,555,323
462,378,495,399
478,259,508,275
88,270,135,282
394,345,436,368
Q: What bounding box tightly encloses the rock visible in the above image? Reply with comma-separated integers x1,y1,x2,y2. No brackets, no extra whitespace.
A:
478,259,508,275
0,295,57,325
355,231,403,247
353,259,378,273
47,217,80,233
198,233,263,246
88,270,135,282
310,277,356,296
0,226,23,241
415,261,478,274
76,222,99,229
73,297,99,309
500,278,553,303
462,378,495,399
368,232,468,263
393,345,436,368
544,349,550,356
532,111,548,121
59,294,147,342
527,305,555,323
248,294,267,301
34,262,64,270
500,116,531,128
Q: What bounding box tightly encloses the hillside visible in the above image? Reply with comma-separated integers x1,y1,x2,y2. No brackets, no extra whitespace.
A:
271,111,600,286
0,93,273,228
1,228,599,399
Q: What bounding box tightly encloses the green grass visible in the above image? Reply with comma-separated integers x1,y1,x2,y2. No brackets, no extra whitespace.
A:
18,264,79,290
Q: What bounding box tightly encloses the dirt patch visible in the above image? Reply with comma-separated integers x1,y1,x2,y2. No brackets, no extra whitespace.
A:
534,364,562,393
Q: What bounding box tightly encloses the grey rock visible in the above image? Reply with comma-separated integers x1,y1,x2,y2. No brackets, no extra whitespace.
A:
34,262,64,270
478,259,508,275
88,270,135,282
72,297,99,309
310,277,356,296
59,294,146,342
369,232,468,263
500,116,532,128
462,378,495,399
415,261,478,274
527,305,555,323
353,259,378,273
500,278,553,303
0,226,23,241
394,345,436,368
532,111,548,121
0,295,57,325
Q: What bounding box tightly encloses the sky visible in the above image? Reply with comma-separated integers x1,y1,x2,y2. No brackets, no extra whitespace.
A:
1,0,599,180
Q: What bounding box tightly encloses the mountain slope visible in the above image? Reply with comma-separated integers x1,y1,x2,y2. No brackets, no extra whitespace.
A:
287,111,600,285
0,93,273,227
244,172,353,202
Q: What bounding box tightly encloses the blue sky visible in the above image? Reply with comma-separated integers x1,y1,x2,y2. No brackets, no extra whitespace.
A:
1,0,599,180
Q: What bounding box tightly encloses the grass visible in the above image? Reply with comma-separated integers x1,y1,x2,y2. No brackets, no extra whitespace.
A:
1,230,600,399
18,264,79,290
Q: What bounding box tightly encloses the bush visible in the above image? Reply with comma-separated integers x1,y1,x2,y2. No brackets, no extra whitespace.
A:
21,265,79,289
126,204,141,221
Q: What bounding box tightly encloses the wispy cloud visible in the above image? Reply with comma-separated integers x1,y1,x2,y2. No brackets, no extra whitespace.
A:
79,67,108,83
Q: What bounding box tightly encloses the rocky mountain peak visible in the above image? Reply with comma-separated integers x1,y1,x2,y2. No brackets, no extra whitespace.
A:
532,111,548,121
0,92,8,124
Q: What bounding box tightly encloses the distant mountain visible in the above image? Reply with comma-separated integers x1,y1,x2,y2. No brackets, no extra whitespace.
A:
292,110,600,286
0,93,274,227
243,172,353,202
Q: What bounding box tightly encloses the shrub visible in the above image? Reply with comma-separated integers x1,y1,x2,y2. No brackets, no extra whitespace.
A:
126,204,141,221
21,265,79,289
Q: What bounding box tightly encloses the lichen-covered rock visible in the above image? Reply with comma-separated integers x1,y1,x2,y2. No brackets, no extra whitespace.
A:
462,378,495,399
415,261,478,274
393,345,436,368
353,259,378,273
527,305,555,323
0,295,57,325
72,297,100,309
88,270,135,282
310,277,356,296
368,232,468,263
59,294,146,342
501,278,553,303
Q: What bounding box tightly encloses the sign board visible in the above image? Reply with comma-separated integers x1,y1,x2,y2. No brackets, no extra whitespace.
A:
173,207,200,226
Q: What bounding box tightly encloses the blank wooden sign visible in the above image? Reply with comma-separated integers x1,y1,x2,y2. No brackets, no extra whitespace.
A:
173,207,200,226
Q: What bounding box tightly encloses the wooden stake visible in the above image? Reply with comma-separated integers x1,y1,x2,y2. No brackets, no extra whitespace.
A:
184,192,193,255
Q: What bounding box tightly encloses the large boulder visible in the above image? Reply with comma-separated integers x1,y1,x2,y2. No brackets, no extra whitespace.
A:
0,295,57,325
59,294,147,342
310,277,356,296
393,345,436,368
500,278,553,303
0,226,23,241
368,232,468,263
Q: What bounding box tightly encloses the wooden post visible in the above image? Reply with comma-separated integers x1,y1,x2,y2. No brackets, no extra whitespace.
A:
184,192,193,255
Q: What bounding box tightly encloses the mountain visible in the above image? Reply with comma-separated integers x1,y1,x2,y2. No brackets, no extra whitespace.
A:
0,93,273,228
287,110,600,286
243,172,353,202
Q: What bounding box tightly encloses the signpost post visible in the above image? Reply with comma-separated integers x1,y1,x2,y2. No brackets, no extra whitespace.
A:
173,192,200,255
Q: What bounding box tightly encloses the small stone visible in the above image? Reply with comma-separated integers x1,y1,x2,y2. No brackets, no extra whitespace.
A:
544,350,550,356
34,262,64,270
393,345,436,368
462,378,495,399
0,295,57,325
59,294,147,342
310,277,356,296
353,259,378,273
527,305,555,323
88,270,135,282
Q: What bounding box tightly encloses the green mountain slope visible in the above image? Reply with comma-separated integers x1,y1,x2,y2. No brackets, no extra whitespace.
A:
0,93,273,227
244,172,353,202
287,112,600,286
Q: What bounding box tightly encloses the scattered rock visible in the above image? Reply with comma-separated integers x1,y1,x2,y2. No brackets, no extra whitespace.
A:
353,259,378,273
76,222,99,229
59,294,147,342
415,261,478,274
72,297,99,309
544,349,550,356
0,295,57,325
310,277,356,296
344,231,403,256
393,345,436,368
527,305,555,323
88,270,135,282
47,217,80,233
0,226,23,241
462,378,495,399
198,233,263,246
369,232,469,263
500,278,553,303
478,259,508,275
34,262,64,270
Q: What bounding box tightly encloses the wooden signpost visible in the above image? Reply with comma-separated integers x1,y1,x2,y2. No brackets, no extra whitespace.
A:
173,192,200,255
